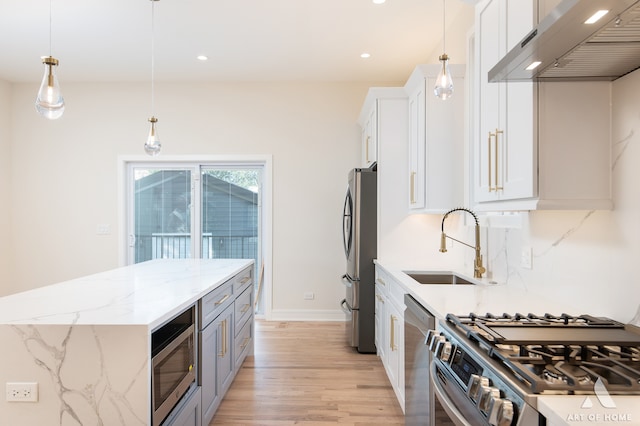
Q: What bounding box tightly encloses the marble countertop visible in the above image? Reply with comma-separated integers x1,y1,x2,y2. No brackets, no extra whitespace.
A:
0,259,253,329
375,261,631,426
375,261,580,319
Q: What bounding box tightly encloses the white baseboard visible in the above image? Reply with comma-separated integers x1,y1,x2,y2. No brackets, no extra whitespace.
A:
268,309,347,322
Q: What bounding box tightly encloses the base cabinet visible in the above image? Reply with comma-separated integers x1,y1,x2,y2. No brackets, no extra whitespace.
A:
198,265,254,426
375,265,405,412
164,387,202,426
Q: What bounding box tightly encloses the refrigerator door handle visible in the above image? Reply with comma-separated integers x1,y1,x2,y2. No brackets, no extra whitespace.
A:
340,299,352,314
341,274,352,288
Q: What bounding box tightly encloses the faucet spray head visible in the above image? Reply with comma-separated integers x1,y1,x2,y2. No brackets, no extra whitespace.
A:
439,232,448,253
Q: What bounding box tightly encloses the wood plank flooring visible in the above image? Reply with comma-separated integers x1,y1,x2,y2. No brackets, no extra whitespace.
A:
210,321,405,425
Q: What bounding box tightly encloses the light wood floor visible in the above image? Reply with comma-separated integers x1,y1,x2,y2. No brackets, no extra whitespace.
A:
210,321,405,425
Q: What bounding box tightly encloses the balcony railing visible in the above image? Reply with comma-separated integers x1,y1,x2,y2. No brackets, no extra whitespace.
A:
135,233,257,263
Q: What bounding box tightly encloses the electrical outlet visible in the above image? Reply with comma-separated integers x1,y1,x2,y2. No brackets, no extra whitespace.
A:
303,292,315,300
6,382,38,402
521,247,533,269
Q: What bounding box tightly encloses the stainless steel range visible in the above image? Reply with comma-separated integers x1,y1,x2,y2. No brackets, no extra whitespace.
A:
428,313,640,426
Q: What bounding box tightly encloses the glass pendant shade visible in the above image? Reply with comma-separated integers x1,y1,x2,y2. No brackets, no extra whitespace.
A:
35,56,65,119
144,116,161,156
434,54,454,100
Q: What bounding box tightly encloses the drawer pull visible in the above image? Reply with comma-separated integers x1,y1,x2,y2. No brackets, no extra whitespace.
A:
240,337,251,350
240,276,251,284
214,294,231,306
240,304,250,314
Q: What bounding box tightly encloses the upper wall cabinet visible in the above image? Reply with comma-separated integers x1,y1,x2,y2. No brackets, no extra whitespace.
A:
404,64,465,213
472,0,612,211
358,88,407,169
360,103,378,168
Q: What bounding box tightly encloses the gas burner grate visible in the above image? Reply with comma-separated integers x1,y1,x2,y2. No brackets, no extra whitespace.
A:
445,313,640,394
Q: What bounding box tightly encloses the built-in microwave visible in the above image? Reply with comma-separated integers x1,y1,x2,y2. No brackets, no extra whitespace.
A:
151,306,196,426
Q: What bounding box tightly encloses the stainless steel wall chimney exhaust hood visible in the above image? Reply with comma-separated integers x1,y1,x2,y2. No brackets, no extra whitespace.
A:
489,0,640,82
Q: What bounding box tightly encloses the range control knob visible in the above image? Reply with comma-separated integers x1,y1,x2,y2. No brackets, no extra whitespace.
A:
435,340,453,362
429,335,445,353
478,385,500,414
467,374,490,402
425,329,439,347
489,398,514,426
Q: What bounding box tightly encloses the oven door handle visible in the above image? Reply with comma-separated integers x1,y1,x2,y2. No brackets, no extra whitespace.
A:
430,361,473,426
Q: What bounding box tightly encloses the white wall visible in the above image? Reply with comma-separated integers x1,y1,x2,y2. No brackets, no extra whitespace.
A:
3,80,402,320
0,79,10,287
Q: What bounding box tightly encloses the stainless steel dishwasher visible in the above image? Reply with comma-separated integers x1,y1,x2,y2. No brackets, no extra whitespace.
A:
404,294,454,426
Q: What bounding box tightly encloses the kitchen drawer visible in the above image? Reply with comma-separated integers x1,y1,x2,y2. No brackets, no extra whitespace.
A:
199,280,233,330
232,266,253,294
234,319,253,370
234,286,253,334
375,267,390,297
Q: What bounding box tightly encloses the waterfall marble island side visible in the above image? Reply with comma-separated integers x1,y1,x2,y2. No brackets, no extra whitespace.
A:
0,258,254,426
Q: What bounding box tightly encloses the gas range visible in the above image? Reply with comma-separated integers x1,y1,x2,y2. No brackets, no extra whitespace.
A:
428,313,640,426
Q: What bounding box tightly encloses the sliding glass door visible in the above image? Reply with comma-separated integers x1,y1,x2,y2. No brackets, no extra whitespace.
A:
126,162,263,312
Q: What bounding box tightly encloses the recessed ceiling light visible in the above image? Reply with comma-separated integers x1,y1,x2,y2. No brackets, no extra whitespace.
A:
360,53,371,59
585,10,609,24
197,55,208,61
372,0,386,4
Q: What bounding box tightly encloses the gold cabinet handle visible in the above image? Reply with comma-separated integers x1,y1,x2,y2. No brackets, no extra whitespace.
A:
376,278,386,286
390,315,397,351
240,337,250,351
410,171,416,204
488,131,493,192
219,319,228,358
241,303,250,314
488,129,504,192
375,294,385,303
366,136,371,162
495,129,504,191
214,294,231,306
240,276,251,284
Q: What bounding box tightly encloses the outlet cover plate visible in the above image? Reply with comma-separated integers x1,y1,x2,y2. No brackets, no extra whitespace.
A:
6,382,38,402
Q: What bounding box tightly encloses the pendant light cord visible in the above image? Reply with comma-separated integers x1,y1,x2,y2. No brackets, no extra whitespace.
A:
48,0,53,56
151,0,156,116
442,0,446,54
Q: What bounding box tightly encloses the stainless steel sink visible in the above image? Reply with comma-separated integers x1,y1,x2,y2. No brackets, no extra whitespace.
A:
403,272,474,285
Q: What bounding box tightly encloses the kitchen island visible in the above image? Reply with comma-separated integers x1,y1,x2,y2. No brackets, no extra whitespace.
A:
0,258,254,426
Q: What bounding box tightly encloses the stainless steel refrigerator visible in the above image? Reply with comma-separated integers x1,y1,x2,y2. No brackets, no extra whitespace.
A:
340,163,376,353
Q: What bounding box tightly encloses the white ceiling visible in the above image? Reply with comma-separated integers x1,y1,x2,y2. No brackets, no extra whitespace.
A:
0,0,473,84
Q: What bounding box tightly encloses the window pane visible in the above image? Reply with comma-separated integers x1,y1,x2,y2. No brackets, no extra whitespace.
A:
201,169,259,263
134,169,192,263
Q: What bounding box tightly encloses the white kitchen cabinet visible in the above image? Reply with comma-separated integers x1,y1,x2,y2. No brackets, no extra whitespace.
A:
361,103,377,167
358,88,407,169
374,280,386,362
404,64,465,213
375,266,405,412
472,0,612,210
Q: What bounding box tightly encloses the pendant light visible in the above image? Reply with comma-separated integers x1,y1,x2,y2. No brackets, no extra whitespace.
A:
434,0,454,100
35,0,65,119
144,0,161,156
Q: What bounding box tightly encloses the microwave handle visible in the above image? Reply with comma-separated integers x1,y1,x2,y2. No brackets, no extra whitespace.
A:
430,361,472,426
